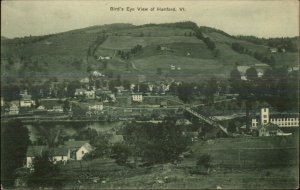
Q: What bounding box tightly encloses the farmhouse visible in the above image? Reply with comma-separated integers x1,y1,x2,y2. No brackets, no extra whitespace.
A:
50,147,70,164
64,140,94,160
257,123,291,137
269,48,278,53
251,108,299,128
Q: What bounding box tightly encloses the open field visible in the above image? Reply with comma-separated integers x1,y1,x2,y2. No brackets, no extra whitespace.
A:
58,135,298,189
99,36,202,50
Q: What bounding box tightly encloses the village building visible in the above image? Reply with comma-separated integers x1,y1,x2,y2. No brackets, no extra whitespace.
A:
132,93,143,102
19,90,35,108
95,89,116,102
75,89,95,99
8,101,19,115
80,77,90,84
97,55,112,60
257,123,291,137
50,147,70,164
269,48,278,53
1,97,4,107
91,71,103,77
170,64,176,70
251,108,299,129
64,140,94,160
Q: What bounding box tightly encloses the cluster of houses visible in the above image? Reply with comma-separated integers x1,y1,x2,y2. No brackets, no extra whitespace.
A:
25,140,94,168
1,90,36,115
251,107,298,136
236,63,270,80
236,64,298,81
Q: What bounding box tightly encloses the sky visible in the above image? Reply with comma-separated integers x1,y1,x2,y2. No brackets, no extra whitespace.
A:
1,0,299,38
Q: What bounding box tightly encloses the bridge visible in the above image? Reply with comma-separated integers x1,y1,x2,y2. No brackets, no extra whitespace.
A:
185,107,230,136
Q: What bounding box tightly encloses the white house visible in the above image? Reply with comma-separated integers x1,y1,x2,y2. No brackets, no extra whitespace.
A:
19,90,35,108
1,97,4,107
270,48,278,53
80,77,90,84
98,56,112,60
50,147,70,164
9,102,19,115
132,94,143,102
64,140,94,160
170,64,176,70
91,71,103,77
88,104,103,111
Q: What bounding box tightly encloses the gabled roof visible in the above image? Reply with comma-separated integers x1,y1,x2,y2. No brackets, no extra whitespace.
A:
50,147,69,156
81,143,95,152
26,146,47,157
64,140,89,149
258,123,280,131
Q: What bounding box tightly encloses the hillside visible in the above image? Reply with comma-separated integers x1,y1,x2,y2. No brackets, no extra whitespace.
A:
1,22,298,82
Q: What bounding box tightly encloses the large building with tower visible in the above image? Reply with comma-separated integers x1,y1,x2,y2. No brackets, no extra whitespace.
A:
251,108,299,128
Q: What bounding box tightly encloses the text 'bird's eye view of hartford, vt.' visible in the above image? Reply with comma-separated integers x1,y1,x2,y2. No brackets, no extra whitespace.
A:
0,0,299,189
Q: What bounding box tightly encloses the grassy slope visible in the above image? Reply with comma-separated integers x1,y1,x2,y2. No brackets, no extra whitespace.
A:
60,136,298,189
1,23,298,81
100,36,201,50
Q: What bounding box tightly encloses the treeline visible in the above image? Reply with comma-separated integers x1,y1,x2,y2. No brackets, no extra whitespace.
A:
199,26,233,38
231,42,275,66
1,34,54,47
230,67,298,112
236,35,298,52
195,30,216,50
87,35,107,57
140,21,199,31
117,44,143,60
121,119,189,165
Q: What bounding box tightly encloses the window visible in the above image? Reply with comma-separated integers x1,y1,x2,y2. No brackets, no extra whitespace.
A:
82,151,84,154
263,115,267,118
61,156,63,159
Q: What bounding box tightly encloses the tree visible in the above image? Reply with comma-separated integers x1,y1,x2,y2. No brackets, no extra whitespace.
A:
246,67,258,81
111,143,131,165
123,118,188,165
27,152,63,188
1,120,29,187
204,78,217,105
196,154,211,169
177,83,194,103
66,80,80,98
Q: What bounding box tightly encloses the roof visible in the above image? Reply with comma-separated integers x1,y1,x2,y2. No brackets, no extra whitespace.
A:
64,140,89,149
258,123,280,131
81,143,95,152
50,147,69,156
26,146,47,157
236,66,250,74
